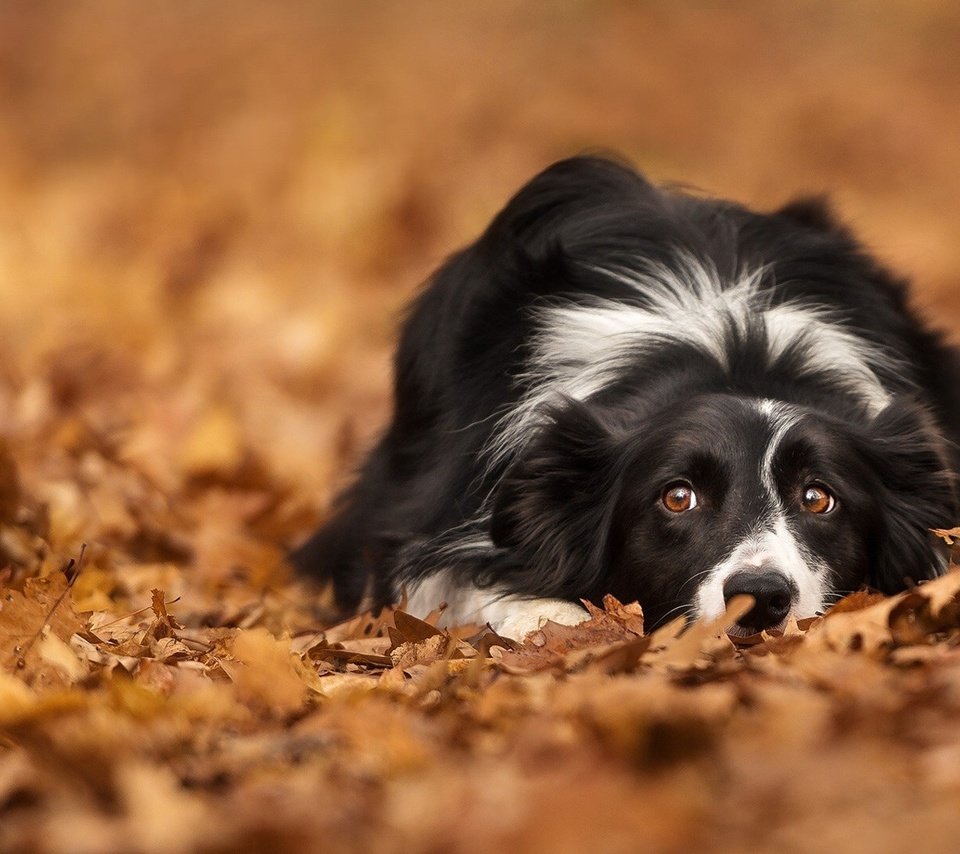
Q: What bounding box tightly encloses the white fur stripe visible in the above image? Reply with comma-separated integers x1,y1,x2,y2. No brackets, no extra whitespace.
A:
755,399,800,498
484,255,898,473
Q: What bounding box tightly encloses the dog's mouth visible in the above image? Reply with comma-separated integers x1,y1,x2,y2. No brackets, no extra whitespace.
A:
725,618,788,639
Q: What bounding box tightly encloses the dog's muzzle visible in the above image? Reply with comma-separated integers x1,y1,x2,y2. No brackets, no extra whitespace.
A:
723,569,795,632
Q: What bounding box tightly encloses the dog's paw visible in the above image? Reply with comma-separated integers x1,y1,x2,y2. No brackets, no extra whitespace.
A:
494,599,590,640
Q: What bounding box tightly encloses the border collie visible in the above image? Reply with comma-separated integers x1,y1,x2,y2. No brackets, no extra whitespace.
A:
294,156,960,638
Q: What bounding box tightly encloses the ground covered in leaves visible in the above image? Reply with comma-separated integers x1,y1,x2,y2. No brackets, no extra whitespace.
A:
3,3,960,852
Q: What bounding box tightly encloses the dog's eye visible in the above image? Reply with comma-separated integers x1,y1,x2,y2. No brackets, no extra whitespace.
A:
662,482,698,513
802,485,836,514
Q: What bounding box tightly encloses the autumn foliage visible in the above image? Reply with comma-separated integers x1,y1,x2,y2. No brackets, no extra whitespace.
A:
3,3,960,852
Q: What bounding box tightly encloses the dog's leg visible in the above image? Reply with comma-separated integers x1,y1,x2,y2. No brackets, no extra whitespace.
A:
404,572,589,639
491,598,590,640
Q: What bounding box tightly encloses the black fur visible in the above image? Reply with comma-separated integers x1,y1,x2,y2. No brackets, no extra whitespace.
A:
294,156,960,627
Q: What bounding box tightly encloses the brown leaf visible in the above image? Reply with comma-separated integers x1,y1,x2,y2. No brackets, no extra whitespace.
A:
148,588,185,639
307,640,393,669
392,610,446,644
0,574,86,687
221,627,307,713
931,527,960,545
390,634,451,670
496,611,640,675
467,627,522,657
599,594,645,635
825,589,888,616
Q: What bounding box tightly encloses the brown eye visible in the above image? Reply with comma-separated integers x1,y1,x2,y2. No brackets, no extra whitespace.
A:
802,484,836,514
662,482,698,513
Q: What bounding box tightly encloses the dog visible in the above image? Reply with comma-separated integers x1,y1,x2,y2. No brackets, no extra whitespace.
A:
293,155,960,639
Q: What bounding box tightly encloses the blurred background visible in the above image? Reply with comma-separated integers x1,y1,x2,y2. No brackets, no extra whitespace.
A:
1,0,959,557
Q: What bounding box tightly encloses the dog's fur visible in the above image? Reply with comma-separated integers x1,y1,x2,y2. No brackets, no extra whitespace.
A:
294,156,960,638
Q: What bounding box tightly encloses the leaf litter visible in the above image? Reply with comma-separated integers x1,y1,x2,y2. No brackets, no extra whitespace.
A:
7,493,960,854
4,178,960,854
3,3,960,851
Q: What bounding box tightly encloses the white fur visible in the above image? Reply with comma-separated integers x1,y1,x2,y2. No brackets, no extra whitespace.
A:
405,570,589,638
765,303,892,411
494,600,591,640
485,255,897,472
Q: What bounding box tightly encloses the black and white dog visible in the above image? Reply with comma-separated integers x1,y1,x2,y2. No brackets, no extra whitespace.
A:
294,156,960,638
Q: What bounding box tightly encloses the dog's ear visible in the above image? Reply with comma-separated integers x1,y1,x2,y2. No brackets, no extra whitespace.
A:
775,195,850,237
482,155,655,258
858,399,957,593
490,402,621,597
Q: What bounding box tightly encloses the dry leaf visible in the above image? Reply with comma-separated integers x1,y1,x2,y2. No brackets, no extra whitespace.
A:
222,627,308,713
2,10,960,851
0,574,85,686
931,527,960,545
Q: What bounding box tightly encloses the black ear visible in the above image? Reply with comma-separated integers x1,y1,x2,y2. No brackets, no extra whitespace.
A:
775,195,850,237
490,402,621,598
482,155,654,259
858,400,958,592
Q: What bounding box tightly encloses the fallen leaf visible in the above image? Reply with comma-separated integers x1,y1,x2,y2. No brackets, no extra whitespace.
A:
221,627,307,713
0,574,85,686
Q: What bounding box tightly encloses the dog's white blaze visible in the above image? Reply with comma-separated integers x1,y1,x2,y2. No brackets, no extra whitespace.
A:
405,570,588,638
756,399,800,496
695,403,828,622
485,254,897,472
694,514,828,622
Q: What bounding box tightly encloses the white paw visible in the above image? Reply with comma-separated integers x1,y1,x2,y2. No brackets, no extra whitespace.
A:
494,599,590,640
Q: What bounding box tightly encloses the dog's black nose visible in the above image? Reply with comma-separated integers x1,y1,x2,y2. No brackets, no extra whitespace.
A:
723,570,795,632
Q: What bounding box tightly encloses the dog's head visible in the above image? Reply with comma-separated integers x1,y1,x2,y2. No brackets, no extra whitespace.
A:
490,393,956,631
